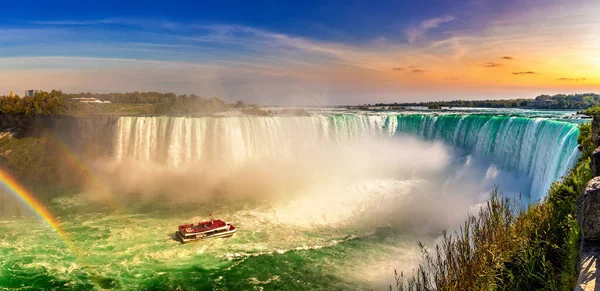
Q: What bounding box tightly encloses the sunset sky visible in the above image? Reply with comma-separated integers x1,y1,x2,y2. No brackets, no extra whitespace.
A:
1,0,599,104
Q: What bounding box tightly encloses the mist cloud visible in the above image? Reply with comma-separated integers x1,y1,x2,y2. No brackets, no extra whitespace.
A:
81,133,529,235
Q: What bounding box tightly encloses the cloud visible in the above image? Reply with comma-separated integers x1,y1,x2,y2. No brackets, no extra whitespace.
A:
480,62,502,68
31,18,177,30
512,71,537,75
371,36,388,46
446,76,459,81
557,77,586,81
392,65,420,71
393,66,427,74
31,19,118,25
422,16,456,30
392,66,427,74
501,56,513,60
184,24,391,72
406,15,455,43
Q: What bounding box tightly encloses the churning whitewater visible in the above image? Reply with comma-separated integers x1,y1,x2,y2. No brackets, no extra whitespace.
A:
0,110,582,290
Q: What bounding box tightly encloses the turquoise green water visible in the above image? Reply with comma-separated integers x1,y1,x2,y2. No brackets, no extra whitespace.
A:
0,196,425,290
0,111,585,290
391,114,580,199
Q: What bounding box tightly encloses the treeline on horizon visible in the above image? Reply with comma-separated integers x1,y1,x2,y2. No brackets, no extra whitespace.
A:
369,93,600,109
0,90,73,116
64,91,231,114
0,90,238,115
2,90,600,116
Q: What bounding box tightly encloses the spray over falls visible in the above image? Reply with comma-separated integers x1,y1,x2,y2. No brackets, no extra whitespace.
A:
113,114,580,200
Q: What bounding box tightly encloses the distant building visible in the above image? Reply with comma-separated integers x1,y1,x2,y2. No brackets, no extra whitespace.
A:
24,90,39,97
70,97,111,104
8,91,15,98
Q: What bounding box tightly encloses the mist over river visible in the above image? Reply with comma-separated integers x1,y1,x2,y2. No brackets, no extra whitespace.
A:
0,109,583,290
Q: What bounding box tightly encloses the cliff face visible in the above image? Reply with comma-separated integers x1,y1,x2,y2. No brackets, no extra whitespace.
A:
0,115,119,159
0,115,119,194
593,117,600,147
582,116,600,224
576,116,600,290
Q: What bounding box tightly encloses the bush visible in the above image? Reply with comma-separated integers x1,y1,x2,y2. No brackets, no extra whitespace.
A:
241,105,271,116
394,122,592,290
0,90,74,115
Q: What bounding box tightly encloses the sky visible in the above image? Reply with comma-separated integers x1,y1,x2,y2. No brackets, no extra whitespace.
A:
1,0,599,105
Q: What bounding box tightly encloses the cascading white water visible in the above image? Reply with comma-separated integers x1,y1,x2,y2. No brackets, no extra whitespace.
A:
393,114,581,200
114,115,391,168
113,113,581,200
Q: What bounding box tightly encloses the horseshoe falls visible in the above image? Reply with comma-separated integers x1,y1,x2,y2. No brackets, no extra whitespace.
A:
114,114,580,200
0,111,583,290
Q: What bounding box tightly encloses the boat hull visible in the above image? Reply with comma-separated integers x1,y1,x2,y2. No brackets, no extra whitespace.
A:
176,228,237,244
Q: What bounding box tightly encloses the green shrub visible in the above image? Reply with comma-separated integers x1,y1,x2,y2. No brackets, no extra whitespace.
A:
394,122,592,290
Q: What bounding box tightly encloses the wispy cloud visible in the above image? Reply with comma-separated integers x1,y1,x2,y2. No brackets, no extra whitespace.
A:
392,65,419,71
512,71,537,75
182,24,396,73
406,15,455,43
371,36,388,46
422,16,456,30
557,77,586,81
31,19,118,25
31,18,177,29
392,66,427,74
501,56,513,60
480,62,502,67
411,69,427,74
0,56,221,68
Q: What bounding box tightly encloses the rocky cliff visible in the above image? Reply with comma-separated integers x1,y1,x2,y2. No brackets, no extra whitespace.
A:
0,115,119,158
576,116,600,290
0,115,119,195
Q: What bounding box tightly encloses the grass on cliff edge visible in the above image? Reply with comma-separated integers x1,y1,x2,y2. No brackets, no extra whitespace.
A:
69,103,157,116
393,122,593,290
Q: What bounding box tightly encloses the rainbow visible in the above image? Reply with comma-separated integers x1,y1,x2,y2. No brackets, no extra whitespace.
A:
0,130,122,238
0,165,105,287
44,131,124,211
0,167,71,243
0,131,123,287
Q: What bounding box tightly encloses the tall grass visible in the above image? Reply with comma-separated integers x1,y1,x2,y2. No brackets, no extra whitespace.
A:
393,122,594,290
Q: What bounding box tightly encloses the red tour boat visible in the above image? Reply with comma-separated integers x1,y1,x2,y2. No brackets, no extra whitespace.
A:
176,217,236,243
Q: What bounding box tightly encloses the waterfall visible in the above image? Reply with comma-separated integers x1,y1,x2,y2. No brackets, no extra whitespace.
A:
113,114,581,200
114,115,390,167
393,114,581,199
